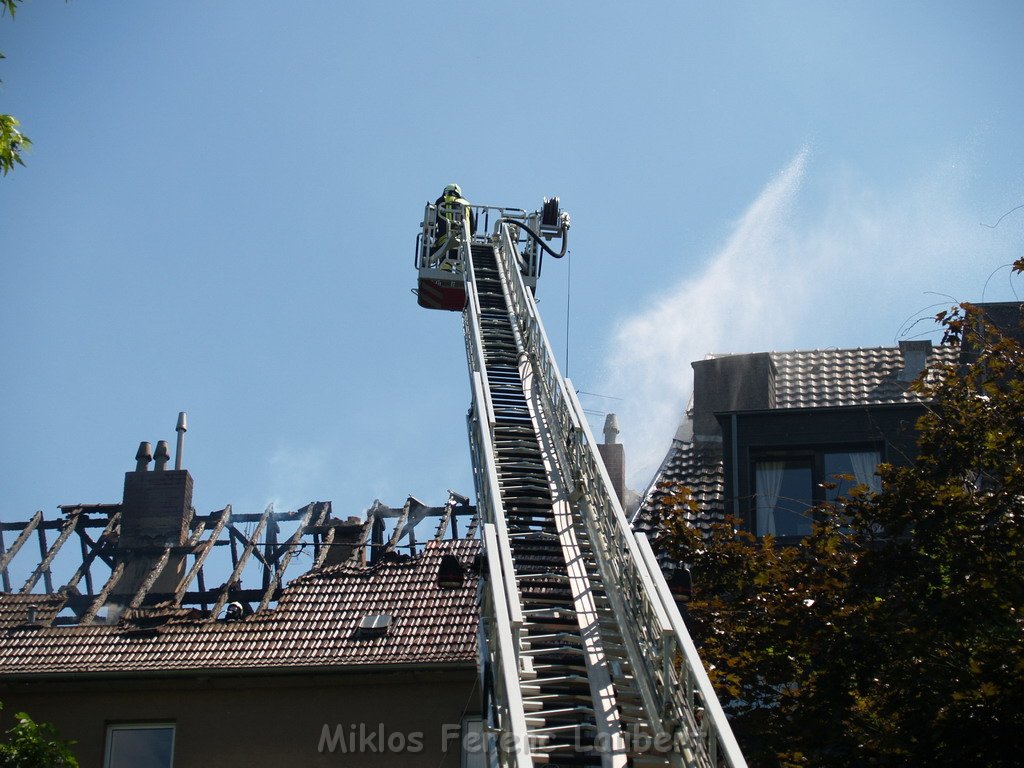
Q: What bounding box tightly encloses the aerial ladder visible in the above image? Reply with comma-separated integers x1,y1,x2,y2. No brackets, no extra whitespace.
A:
415,194,747,768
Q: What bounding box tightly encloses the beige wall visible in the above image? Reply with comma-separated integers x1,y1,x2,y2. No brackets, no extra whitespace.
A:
1,667,480,768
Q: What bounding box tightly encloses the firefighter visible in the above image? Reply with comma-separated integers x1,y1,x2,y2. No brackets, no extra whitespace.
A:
431,183,475,270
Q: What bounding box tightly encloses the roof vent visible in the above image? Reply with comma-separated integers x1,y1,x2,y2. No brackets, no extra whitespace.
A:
437,554,464,588
357,614,392,638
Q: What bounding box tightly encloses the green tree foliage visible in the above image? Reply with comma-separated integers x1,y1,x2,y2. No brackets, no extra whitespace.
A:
0,703,78,768
1,0,31,175
658,261,1024,767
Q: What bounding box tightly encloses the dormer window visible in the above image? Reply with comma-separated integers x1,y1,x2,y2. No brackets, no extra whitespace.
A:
754,450,881,538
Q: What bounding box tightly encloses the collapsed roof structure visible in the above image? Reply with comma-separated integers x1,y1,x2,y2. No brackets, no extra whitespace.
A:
0,443,481,672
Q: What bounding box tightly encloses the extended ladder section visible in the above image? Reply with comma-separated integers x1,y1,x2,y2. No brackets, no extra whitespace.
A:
459,220,747,768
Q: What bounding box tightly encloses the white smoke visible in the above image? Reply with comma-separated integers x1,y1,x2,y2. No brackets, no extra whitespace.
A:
603,147,1020,489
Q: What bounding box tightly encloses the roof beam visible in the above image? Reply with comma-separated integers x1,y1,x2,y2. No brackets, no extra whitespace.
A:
78,560,126,626
434,495,459,541
257,501,323,611
21,509,81,594
209,503,272,620
0,511,42,586
62,511,121,598
227,524,273,571
311,519,339,570
173,507,230,607
127,547,174,611
384,497,413,553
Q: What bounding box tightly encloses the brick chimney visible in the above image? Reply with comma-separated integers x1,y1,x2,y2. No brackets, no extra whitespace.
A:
111,440,194,604
323,516,366,566
597,413,627,509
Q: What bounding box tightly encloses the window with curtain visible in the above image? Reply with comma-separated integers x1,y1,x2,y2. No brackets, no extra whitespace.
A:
753,449,881,537
755,460,813,537
823,451,882,499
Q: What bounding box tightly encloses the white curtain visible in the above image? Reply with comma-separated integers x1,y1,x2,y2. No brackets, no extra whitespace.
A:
756,461,786,536
849,451,881,493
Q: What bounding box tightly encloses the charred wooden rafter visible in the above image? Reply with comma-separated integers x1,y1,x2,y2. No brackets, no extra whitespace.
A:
1,494,477,627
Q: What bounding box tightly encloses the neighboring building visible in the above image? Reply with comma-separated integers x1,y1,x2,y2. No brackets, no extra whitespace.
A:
0,412,636,768
0,445,483,768
634,339,959,541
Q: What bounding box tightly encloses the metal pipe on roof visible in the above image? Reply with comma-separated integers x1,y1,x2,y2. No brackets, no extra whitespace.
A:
175,411,187,470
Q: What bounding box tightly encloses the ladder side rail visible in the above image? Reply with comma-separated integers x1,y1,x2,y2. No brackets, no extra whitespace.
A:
495,226,579,444
466,412,489,526
493,228,674,742
464,255,497,429
481,524,534,768
561,383,685,750
493,225,745,767
635,533,748,768
565,382,743,768
468,370,525,636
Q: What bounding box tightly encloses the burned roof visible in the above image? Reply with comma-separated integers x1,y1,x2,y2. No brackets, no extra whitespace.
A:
0,537,481,677
0,460,481,679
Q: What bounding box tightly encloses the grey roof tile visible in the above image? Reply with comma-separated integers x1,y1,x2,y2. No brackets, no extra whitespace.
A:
772,345,957,409
634,344,957,534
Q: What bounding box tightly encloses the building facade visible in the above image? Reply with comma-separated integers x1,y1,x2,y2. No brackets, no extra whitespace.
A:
635,340,958,540
0,453,483,768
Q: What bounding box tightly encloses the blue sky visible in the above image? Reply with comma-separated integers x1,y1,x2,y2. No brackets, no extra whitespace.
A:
2,1,1022,565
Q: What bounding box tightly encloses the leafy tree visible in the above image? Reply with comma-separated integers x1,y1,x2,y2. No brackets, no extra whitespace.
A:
1,0,31,175
0,703,78,767
658,260,1024,767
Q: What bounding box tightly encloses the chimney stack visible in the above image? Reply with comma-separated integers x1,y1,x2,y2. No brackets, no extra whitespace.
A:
691,353,776,443
154,441,171,471
597,413,627,509
323,516,366,566
898,339,932,382
135,442,153,472
603,413,620,445
112,416,194,607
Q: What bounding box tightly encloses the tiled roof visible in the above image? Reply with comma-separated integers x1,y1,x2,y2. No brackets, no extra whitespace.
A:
772,345,958,409
635,441,725,538
634,344,958,534
0,538,480,677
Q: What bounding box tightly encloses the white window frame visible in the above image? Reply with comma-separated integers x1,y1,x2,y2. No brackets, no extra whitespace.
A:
104,723,175,768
